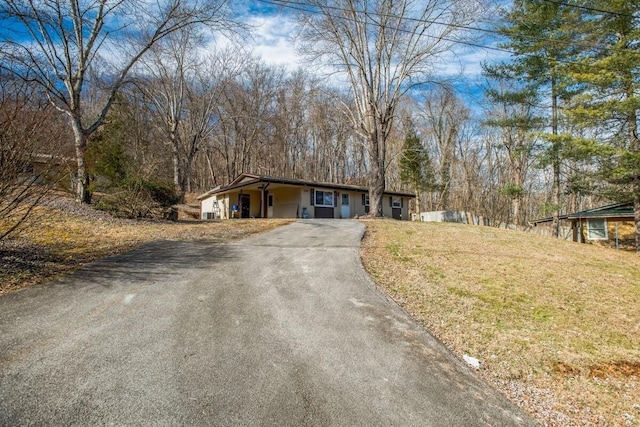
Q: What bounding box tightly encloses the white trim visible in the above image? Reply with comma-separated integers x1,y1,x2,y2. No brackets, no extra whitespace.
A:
586,218,608,240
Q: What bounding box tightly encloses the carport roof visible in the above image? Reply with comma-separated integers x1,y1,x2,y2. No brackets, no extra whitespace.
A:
197,173,416,200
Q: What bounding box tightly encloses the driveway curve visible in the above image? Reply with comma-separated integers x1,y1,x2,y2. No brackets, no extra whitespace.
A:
0,219,536,426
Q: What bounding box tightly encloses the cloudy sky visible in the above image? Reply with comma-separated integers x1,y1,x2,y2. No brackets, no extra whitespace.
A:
231,0,508,82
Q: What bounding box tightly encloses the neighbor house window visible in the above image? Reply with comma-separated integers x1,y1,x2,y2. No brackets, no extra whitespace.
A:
315,190,334,207
587,218,608,240
361,193,369,206
392,198,401,208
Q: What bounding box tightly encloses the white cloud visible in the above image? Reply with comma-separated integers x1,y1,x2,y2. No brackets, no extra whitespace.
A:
241,13,303,70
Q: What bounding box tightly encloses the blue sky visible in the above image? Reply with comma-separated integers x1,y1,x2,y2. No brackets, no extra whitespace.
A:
230,0,509,79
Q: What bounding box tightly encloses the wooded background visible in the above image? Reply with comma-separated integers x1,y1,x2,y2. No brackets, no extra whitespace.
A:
0,0,637,242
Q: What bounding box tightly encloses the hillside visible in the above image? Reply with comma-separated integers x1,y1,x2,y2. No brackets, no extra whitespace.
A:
360,220,640,426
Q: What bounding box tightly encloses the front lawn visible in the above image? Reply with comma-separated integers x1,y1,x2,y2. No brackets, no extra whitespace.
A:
360,220,640,426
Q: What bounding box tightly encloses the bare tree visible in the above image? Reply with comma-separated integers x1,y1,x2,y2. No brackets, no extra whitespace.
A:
294,0,481,216
0,0,233,203
419,87,469,210
0,75,69,240
136,32,246,199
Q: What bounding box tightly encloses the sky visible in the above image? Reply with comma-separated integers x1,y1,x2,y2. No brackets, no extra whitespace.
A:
229,0,509,77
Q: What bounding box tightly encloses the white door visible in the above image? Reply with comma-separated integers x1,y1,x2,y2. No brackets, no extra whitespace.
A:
341,193,350,218
267,194,274,218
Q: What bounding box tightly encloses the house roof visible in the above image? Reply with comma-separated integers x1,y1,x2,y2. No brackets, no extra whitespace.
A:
531,201,634,224
566,201,634,219
197,173,416,200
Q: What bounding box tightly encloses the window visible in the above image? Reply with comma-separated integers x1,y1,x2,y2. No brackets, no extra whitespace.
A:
361,193,369,206
392,198,401,208
587,218,607,240
315,190,334,207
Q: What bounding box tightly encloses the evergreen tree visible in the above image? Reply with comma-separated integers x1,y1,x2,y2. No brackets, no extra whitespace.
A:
566,0,640,250
400,124,434,214
487,0,580,234
482,67,545,225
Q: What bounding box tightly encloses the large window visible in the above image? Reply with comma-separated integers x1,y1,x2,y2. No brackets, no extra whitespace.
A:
315,190,334,207
587,218,608,240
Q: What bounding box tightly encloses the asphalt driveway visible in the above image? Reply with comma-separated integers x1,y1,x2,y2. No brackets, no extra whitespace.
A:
0,219,536,426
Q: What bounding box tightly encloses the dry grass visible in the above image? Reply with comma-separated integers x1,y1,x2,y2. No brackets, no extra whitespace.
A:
0,205,291,296
360,220,640,427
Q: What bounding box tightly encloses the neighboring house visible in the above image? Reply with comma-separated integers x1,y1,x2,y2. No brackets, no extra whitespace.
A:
198,173,414,220
531,202,636,249
18,153,75,189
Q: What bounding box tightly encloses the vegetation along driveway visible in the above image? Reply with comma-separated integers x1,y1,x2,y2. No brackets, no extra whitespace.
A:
0,219,536,426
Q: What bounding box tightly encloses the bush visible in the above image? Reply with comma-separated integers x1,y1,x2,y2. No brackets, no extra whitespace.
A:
93,179,180,220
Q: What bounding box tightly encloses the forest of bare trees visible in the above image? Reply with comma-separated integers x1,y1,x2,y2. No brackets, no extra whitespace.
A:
1,0,637,244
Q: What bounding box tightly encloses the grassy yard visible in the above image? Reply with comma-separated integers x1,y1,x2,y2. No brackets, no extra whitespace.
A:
0,203,291,295
360,220,640,427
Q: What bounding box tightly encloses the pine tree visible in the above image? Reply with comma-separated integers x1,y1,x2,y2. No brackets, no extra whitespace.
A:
399,125,435,214
488,0,580,234
566,0,640,250
482,66,545,225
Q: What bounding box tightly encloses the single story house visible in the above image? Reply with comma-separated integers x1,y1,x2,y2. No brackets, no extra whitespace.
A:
197,173,414,220
18,153,75,188
531,202,636,249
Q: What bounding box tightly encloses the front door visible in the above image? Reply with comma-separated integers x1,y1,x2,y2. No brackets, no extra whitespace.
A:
341,193,350,218
239,194,250,218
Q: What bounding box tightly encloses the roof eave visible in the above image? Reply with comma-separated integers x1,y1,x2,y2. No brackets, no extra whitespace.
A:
201,175,415,198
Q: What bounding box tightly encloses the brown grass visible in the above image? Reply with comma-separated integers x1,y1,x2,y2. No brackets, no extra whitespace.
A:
0,205,291,296
360,220,640,427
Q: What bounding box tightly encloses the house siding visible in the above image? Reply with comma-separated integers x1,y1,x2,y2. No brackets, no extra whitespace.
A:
574,217,635,250
271,187,301,218
198,175,414,221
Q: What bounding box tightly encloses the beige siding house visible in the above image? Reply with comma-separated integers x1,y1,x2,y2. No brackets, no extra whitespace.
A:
531,202,636,250
198,174,414,220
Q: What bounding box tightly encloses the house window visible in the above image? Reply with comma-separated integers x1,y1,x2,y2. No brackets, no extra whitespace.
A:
587,218,608,240
315,190,334,207
361,193,369,206
392,198,401,208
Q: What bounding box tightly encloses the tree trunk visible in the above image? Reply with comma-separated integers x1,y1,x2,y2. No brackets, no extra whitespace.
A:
551,71,561,238
368,128,385,218
512,197,520,226
369,165,385,217
169,122,183,199
71,117,91,204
